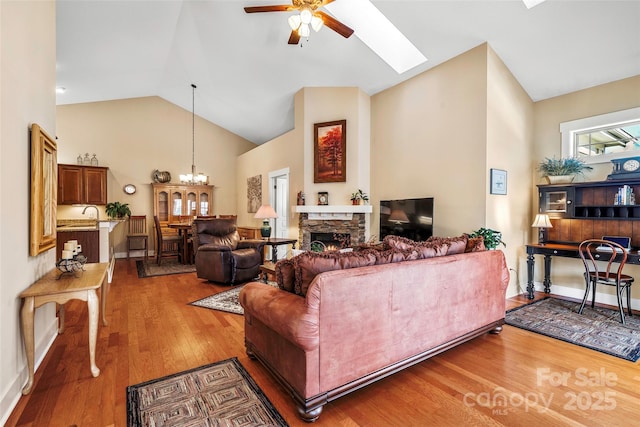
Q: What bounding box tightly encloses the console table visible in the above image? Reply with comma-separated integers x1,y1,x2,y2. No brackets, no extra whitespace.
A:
19,262,109,394
525,243,640,299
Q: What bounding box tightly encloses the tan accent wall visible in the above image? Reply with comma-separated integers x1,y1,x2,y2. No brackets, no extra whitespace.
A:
56,96,256,253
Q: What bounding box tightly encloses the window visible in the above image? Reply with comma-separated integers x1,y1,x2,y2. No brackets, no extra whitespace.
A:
561,106,640,164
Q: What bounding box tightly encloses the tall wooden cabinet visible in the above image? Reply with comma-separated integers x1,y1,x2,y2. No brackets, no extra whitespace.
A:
152,183,214,230
58,164,108,205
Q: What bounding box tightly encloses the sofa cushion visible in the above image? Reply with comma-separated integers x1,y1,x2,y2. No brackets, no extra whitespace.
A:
293,251,377,296
383,235,452,258
275,259,296,293
427,235,468,255
371,248,419,264
465,236,486,252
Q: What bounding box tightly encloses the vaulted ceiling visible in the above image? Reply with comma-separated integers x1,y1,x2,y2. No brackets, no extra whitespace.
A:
56,0,640,145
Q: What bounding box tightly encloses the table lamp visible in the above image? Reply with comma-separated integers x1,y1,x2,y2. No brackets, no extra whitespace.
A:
254,205,278,238
531,213,553,244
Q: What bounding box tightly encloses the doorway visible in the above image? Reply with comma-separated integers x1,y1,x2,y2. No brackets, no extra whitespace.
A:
268,168,290,257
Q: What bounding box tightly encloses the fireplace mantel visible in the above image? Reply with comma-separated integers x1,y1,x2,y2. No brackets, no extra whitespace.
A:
294,205,372,220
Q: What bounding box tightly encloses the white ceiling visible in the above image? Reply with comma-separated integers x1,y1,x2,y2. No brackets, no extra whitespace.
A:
56,0,640,145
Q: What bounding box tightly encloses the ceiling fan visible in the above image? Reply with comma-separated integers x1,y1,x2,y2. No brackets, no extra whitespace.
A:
244,0,354,45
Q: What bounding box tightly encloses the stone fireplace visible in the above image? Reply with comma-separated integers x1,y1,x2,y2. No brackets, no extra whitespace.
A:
297,212,366,250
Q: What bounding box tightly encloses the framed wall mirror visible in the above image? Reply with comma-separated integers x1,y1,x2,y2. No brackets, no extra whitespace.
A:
29,123,57,256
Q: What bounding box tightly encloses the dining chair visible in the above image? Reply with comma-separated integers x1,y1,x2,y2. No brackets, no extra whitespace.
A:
578,239,634,324
153,216,183,265
127,215,148,259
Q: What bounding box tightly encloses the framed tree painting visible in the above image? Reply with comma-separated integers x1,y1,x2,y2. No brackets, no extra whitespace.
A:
314,120,346,183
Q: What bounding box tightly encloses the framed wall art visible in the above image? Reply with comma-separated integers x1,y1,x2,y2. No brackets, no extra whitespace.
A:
247,174,262,213
314,119,346,183
490,168,507,195
30,123,58,256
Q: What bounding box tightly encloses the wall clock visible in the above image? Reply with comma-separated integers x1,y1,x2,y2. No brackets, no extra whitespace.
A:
123,184,136,195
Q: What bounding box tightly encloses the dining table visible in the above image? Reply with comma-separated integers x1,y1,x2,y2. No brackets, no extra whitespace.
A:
168,222,193,264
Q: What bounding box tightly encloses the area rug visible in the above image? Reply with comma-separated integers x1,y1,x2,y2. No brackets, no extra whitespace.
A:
136,259,196,278
506,298,640,362
191,286,246,315
190,282,277,315
127,357,288,426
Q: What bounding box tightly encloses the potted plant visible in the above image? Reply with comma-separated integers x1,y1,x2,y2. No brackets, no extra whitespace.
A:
469,227,505,250
350,189,369,205
105,201,131,219
538,157,592,184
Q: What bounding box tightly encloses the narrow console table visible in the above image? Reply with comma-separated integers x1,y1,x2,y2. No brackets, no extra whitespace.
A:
525,243,640,299
19,262,109,395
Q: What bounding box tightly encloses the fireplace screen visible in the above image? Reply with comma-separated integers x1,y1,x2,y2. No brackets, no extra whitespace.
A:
310,232,351,251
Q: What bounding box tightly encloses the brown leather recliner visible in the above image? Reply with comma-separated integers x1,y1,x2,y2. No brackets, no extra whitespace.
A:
192,218,265,285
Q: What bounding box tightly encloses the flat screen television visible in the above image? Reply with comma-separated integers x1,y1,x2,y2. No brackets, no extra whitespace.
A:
379,197,434,242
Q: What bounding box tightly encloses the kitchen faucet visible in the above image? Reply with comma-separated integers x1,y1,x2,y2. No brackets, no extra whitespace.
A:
82,205,100,224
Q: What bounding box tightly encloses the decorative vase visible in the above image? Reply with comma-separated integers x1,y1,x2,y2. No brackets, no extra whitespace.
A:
546,175,574,184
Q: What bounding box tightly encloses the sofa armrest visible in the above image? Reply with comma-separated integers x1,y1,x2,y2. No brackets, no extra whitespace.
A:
197,243,232,252
240,282,319,351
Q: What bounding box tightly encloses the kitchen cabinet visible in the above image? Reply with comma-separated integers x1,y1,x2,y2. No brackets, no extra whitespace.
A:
58,164,108,205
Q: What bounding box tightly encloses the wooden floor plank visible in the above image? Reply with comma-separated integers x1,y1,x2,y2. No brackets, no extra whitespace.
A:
5,259,640,426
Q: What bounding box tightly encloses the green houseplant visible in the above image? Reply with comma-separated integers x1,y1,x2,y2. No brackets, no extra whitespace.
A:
105,201,131,219
469,227,505,250
350,189,369,205
538,157,592,184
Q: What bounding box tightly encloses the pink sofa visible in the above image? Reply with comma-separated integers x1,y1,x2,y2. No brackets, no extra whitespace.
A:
239,246,509,422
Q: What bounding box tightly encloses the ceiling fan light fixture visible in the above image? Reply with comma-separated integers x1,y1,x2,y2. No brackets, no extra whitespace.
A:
288,14,301,31
300,7,313,25
299,23,310,37
311,15,323,32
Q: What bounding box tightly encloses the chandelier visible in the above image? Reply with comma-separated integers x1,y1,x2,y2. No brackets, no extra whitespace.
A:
179,83,208,185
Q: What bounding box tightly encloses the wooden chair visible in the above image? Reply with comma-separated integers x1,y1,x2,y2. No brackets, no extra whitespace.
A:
153,216,182,265
127,215,148,259
218,215,237,221
578,239,634,324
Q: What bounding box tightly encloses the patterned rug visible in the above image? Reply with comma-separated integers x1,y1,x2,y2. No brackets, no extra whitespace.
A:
190,282,277,315
126,357,288,426
506,298,640,362
191,286,246,315
136,259,196,278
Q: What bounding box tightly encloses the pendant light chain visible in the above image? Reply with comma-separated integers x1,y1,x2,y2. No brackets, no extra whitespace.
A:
191,83,196,175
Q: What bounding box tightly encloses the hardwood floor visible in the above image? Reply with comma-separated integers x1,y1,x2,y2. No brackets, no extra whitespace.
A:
6,259,640,426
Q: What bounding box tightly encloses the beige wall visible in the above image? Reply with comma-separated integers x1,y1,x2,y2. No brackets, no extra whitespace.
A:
56,96,256,254
237,87,372,239
1,1,57,423
531,75,640,301
486,46,535,296
371,44,489,240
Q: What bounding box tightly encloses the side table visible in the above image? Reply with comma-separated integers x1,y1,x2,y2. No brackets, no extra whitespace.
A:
259,262,277,283
19,262,109,395
263,238,297,262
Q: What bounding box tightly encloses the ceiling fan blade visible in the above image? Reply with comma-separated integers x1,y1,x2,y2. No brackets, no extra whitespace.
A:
316,10,353,38
244,5,293,13
288,30,301,45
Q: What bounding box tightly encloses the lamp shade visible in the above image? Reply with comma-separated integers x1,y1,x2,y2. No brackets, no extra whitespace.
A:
389,209,409,223
254,205,277,239
531,214,553,228
254,205,278,219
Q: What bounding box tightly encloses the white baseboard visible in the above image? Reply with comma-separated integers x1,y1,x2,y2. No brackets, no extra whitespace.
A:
0,316,58,426
531,281,639,309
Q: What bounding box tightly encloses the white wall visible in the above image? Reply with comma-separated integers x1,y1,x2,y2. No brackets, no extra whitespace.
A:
1,1,57,423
